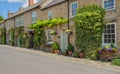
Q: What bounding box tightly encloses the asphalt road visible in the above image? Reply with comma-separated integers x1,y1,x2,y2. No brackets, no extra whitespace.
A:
0,45,120,74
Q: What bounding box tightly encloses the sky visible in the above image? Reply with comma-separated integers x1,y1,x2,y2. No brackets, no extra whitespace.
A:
0,0,41,19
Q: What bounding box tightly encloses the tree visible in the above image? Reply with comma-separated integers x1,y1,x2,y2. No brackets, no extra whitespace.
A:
74,5,106,59
0,15,4,22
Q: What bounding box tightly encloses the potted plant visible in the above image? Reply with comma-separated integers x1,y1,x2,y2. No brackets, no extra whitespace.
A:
65,29,72,35
52,42,60,54
50,31,57,35
67,43,74,56
78,49,84,58
63,49,68,56
72,51,79,58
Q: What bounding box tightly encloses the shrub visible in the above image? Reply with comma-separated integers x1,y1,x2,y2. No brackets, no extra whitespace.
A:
74,5,105,59
111,58,120,66
72,52,79,58
52,42,59,50
67,43,74,51
85,49,99,60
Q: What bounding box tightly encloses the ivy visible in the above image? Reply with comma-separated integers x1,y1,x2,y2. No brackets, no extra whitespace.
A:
30,18,67,49
15,26,24,47
9,28,15,46
0,27,6,44
30,18,68,29
74,5,105,59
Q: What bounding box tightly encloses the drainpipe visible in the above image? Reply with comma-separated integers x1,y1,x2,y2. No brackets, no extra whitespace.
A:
68,0,70,44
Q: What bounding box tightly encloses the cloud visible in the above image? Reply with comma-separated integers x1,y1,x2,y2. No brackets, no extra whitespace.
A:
22,0,41,8
1,0,41,8
7,0,24,3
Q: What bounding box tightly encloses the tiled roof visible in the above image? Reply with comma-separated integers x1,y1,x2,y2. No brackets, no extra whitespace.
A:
6,0,47,20
41,0,66,9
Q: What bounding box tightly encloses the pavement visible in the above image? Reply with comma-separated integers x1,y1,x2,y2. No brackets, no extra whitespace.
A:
0,45,120,74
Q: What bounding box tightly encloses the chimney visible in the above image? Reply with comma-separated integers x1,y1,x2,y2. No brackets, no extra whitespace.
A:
19,7,24,10
8,10,14,17
29,0,34,6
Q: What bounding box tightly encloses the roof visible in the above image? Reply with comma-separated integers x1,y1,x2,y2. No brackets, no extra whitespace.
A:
6,0,47,20
41,0,66,9
5,0,66,20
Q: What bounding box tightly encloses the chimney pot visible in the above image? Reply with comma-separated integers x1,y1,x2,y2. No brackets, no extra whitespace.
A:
29,0,34,6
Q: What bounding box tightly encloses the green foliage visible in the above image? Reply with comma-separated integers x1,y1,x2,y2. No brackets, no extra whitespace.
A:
85,49,99,60
111,58,120,66
0,15,3,22
26,36,31,48
52,42,59,50
74,5,105,58
110,42,115,48
9,28,15,46
33,35,41,49
15,26,24,47
67,43,74,51
0,27,6,44
30,18,67,48
72,52,79,58
30,18,67,29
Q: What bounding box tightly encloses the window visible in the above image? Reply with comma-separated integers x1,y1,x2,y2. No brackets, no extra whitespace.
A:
47,30,53,42
70,2,78,17
103,0,115,9
32,11,37,24
20,16,23,26
103,23,116,44
5,23,9,29
48,10,52,19
15,16,23,27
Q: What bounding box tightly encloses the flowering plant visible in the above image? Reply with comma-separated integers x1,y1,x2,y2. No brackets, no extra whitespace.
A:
98,46,117,54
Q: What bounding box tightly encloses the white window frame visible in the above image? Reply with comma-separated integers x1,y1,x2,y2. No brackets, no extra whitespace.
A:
70,2,78,18
102,0,115,10
20,16,23,26
31,11,37,24
48,10,52,20
102,22,116,47
47,30,53,42
5,23,9,29
15,16,23,27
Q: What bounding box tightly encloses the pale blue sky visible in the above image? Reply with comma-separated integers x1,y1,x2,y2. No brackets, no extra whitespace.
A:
0,0,41,19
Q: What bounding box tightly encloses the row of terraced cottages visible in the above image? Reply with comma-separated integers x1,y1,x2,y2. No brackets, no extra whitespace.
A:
0,0,120,51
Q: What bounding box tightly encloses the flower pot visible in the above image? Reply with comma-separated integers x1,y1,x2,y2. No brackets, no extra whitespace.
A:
54,50,60,54
79,52,84,58
68,51,73,56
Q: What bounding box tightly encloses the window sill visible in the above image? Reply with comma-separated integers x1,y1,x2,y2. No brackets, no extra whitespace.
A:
105,8,116,11
69,16,75,19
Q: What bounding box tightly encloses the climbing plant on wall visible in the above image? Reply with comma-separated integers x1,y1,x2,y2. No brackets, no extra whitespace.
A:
9,28,15,46
15,26,24,47
0,27,6,44
29,18,67,49
74,5,106,59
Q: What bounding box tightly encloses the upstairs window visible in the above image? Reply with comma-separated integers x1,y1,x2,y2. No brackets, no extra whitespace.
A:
32,11,37,24
15,16,23,27
103,0,115,9
70,2,78,17
48,10,52,20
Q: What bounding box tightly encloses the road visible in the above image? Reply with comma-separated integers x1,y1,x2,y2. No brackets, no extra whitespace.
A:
0,45,120,74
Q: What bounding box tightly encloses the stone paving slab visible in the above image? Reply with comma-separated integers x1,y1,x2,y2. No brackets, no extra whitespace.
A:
0,45,120,72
